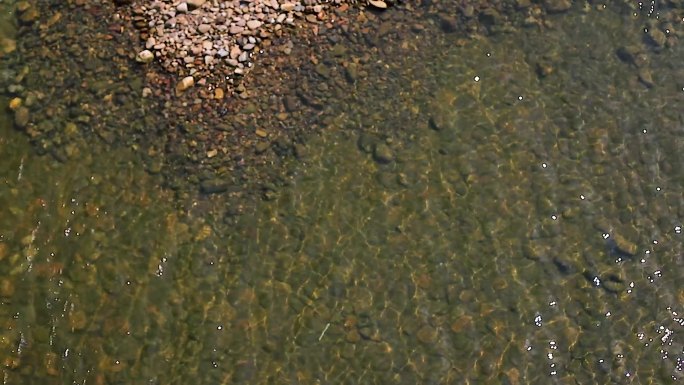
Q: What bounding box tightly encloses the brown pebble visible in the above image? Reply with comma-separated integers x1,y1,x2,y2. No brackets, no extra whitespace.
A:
45,352,60,376
69,309,88,330
416,325,438,344
283,95,298,112
214,88,225,99
14,106,30,128
345,329,361,343
0,279,15,297
255,128,268,138
175,75,195,95
450,315,473,333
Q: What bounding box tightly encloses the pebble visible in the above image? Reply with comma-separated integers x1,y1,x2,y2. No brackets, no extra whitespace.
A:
230,45,242,59
612,233,638,256
283,95,298,112
255,142,270,154
187,0,206,10
439,14,459,33
373,143,394,164
136,49,155,63
543,0,572,13
200,178,229,194
18,6,40,24
8,97,22,110
247,20,262,30
369,0,388,9
14,106,30,128
176,2,188,13
280,3,296,12
175,75,195,95
416,325,438,344
198,24,212,33
229,25,244,35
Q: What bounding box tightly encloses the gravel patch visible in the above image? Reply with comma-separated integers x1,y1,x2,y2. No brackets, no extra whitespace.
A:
131,0,371,94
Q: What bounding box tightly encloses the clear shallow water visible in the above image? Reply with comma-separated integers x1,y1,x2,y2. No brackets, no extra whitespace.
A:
1,3,683,385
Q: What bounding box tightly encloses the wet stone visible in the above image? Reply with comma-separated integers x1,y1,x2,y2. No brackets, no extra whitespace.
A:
544,0,572,13
416,325,438,344
450,315,473,333
611,233,638,256
255,142,270,154
438,14,458,33
646,28,666,48
0,278,15,297
293,143,308,159
18,6,40,24
638,68,655,88
314,63,330,78
69,309,88,330
479,8,502,26
283,95,298,112
136,50,154,63
616,45,641,65
200,178,229,194
175,76,195,95
14,106,29,128
373,143,394,164
601,276,625,294
344,63,358,84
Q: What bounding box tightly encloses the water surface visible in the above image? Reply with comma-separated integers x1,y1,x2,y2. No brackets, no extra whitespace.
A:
1,3,683,385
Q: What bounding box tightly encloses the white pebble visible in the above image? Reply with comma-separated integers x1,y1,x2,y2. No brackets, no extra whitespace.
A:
136,50,154,63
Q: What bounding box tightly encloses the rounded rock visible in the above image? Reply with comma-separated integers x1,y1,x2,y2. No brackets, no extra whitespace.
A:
175,76,195,95
14,107,30,128
246,20,262,30
136,49,154,63
373,143,394,164
369,0,388,9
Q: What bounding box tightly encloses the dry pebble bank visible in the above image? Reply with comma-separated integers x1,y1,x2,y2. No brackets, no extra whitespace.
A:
128,0,407,99
1,0,682,210
132,0,357,92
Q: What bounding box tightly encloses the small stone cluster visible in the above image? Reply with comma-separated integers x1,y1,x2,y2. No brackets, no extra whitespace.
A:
131,0,373,95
